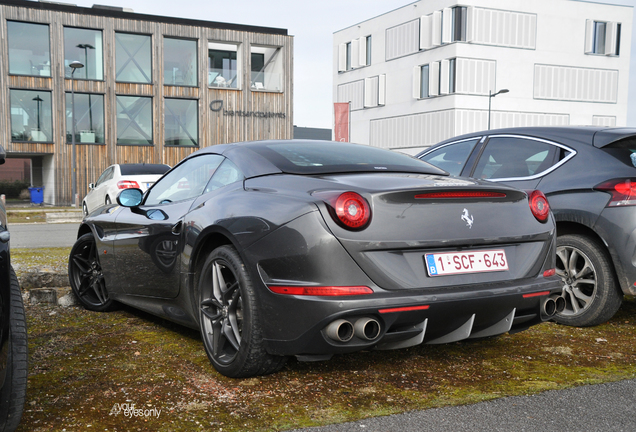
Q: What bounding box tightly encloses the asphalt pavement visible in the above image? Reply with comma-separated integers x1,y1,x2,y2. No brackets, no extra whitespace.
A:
291,379,636,432
9,222,80,248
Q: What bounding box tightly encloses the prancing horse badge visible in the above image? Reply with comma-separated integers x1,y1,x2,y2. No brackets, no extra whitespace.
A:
461,208,474,229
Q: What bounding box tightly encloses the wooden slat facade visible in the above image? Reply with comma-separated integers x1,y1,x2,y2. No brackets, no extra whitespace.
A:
0,1,293,205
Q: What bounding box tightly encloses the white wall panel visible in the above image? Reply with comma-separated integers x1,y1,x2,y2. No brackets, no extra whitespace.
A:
592,115,616,126
456,58,496,95
534,64,618,103
385,19,420,60
337,80,365,111
370,110,456,148
472,8,536,49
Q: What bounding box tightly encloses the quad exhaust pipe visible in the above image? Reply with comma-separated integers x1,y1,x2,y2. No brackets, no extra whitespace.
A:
325,317,381,342
541,295,566,317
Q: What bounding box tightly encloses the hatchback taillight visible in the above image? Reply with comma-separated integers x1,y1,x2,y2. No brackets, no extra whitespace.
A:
313,191,372,230
528,190,550,223
117,180,140,189
595,178,636,207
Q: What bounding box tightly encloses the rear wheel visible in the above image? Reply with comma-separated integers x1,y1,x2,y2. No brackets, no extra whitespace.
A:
68,233,116,312
198,245,287,377
105,196,111,206
0,268,28,432
554,234,622,327
82,202,88,217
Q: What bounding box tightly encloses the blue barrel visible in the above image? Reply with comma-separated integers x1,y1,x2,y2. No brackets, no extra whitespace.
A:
28,187,44,204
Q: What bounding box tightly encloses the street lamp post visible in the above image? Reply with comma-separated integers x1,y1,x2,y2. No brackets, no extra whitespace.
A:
32,95,43,131
70,60,84,207
488,89,509,130
77,44,95,131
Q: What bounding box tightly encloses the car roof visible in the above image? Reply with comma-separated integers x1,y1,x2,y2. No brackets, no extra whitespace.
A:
422,126,636,154
187,139,445,178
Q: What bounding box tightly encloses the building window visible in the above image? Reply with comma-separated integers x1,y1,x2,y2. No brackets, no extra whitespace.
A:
65,93,104,144
10,90,52,142
64,27,104,80
164,37,197,86
165,99,198,146
420,65,430,98
116,33,152,84
208,42,240,88
345,42,352,71
7,21,51,77
451,6,467,42
250,45,283,91
586,20,621,56
116,96,153,145
365,36,372,66
448,58,457,93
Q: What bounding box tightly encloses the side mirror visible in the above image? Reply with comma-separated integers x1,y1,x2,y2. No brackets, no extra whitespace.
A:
0,145,6,165
89,183,95,190
117,188,143,207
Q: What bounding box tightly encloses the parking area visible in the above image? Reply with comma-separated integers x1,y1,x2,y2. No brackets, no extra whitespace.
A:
18,298,636,432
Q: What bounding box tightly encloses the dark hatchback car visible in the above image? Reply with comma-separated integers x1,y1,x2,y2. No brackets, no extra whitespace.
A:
0,146,27,431
418,126,636,327
70,140,561,378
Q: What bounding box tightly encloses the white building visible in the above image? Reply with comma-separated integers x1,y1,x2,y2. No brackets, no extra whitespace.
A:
333,0,633,152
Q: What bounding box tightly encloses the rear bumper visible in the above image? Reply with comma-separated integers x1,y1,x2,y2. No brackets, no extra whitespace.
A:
259,275,562,357
595,206,636,295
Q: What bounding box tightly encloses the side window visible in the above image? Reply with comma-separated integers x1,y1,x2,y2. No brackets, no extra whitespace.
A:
205,159,243,193
96,167,113,186
145,154,224,205
419,138,480,176
472,137,558,180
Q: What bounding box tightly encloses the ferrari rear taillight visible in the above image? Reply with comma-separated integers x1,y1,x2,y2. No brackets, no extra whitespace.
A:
117,180,140,189
595,178,636,207
268,285,374,296
335,192,370,229
528,190,550,223
313,191,372,230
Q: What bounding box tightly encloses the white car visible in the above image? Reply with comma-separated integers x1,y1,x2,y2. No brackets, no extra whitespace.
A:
82,163,170,215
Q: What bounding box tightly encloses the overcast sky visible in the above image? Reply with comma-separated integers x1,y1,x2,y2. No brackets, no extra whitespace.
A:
71,0,636,129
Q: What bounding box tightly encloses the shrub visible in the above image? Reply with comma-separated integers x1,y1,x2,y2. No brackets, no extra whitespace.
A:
0,180,31,198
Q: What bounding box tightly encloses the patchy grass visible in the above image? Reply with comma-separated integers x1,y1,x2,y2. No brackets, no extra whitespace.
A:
11,247,70,279
13,249,636,430
18,298,636,432
8,211,48,224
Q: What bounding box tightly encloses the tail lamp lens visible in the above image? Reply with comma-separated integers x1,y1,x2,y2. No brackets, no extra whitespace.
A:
335,192,370,229
117,180,140,189
595,178,636,207
528,190,550,222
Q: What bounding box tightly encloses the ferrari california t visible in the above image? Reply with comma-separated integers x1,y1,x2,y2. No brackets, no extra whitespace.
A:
69,140,562,378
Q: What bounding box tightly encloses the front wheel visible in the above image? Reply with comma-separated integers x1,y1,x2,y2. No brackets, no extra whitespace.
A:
68,233,116,312
198,245,287,378
554,234,622,327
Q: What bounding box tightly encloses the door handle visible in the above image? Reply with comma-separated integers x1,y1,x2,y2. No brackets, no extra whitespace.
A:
171,221,182,235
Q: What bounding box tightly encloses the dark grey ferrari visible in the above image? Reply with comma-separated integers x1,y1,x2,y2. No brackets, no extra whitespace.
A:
69,140,562,377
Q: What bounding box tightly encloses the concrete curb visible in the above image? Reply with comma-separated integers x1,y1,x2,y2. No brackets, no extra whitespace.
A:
46,212,83,223
23,287,79,307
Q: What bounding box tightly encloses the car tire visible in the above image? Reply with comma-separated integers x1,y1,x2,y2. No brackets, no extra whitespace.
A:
82,202,89,217
105,196,111,206
0,267,28,432
198,245,287,378
68,233,116,312
554,234,622,327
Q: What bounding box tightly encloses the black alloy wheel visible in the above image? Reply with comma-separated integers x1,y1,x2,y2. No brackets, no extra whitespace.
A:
554,234,622,327
198,245,286,378
105,196,111,206
82,202,88,217
68,233,115,312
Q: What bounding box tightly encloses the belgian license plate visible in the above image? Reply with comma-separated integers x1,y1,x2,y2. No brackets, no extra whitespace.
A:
425,249,508,276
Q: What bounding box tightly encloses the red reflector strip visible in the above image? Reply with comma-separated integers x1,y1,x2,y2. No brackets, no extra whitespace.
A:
268,286,373,296
378,305,430,314
543,268,556,277
415,191,506,199
522,291,551,298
